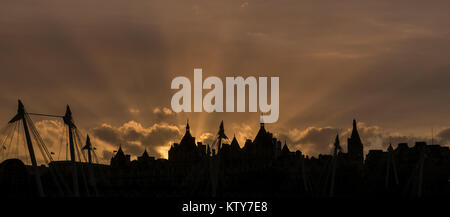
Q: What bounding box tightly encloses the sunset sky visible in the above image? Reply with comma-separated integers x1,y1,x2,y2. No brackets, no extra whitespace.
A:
1,0,450,164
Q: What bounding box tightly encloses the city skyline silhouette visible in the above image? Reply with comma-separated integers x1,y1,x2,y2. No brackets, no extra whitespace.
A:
1,100,449,198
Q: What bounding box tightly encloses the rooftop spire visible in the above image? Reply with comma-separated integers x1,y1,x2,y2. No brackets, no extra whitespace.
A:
231,135,240,149
388,143,394,152
260,115,265,129
142,148,149,157
334,134,342,154
347,119,364,165
186,119,190,132
351,119,361,141
181,119,194,143
281,140,290,154
217,120,228,140
114,144,125,159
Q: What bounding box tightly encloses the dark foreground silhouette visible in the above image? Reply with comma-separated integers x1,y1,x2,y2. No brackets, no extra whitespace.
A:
1,114,449,198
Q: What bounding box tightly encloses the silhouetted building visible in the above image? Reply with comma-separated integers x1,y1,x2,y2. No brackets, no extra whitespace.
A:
347,119,364,165
138,149,155,162
242,122,282,166
111,145,130,168
0,159,32,198
168,121,207,164
3,117,450,198
280,141,292,156
230,136,241,152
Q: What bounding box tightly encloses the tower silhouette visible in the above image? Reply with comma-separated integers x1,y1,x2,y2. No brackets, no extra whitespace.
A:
347,119,364,165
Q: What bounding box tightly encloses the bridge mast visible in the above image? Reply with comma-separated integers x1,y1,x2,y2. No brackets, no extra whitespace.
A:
329,134,341,197
63,105,80,196
8,100,45,197
83,135,93,164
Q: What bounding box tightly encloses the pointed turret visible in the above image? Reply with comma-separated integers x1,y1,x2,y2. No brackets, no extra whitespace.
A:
142,148,149,158
138,148,154,162
116,145,124,157
230,135,240,150
111,144,130,168
255,120,267,141
186,119,190,132
333,134,342,156
180,119,194,144
388,143,394,152
347,119,364,165
169,120,201,162
350,119,361,143
258,115,266,132
282,141,290,154
334,134,340,146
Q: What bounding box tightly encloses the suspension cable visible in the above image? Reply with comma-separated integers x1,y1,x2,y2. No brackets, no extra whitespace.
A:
74,129,87,162
92,149,99,164
0,123,15,158
0,124,14,152
15,120,20,159
21,122,29,164
27,113,63,118
4,122,18,160
57,121,66,161
26,114,52,163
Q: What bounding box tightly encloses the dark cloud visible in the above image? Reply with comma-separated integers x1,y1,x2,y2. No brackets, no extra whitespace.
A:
286,127,338,156
297,127,338,147
437,128,450,144
122,143,145,158
141,124,181,148
102,150,113,162
91,124,122,145
198,132,215,146
152,107,177,123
